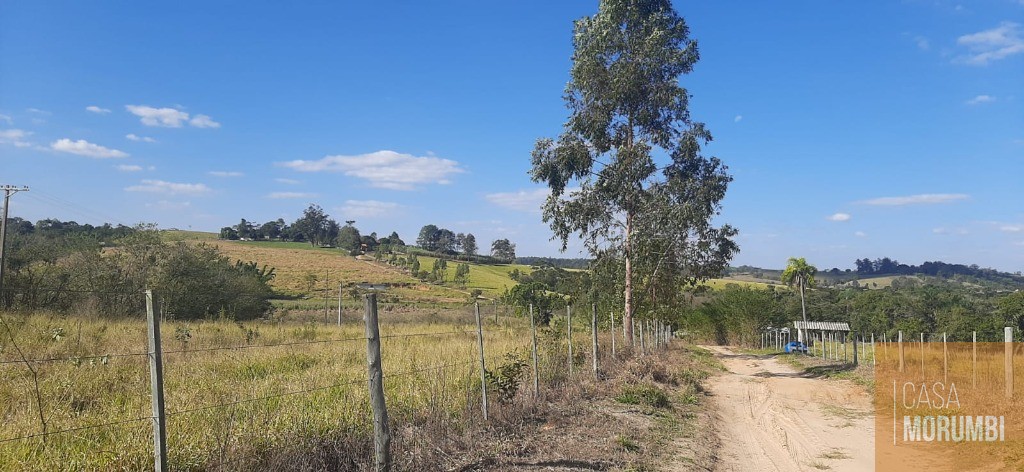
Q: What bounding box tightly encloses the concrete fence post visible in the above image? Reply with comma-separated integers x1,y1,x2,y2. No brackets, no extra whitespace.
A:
898,331,905,373
943,332,948,385
1006,327,1014,399
973,331,977,389
145,290,167,472
610,312,616,359
566,306,573,376
364,294,391,471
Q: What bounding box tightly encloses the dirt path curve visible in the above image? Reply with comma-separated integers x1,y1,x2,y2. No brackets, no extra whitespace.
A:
703,346,874,472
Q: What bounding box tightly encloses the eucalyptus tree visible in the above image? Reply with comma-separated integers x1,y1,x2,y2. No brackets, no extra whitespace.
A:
530,0,737,344
781,257,817,341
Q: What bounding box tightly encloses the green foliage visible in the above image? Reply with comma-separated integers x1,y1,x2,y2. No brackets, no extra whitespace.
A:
453,262,471,287
781,257,818,289
530,0,737,328
615,383,670,408
490,238,516,263
336,224,361,252
483,352,529,402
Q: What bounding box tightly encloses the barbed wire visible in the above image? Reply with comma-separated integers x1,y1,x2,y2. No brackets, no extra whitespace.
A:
162,335,367,356
0,415,151,444
0,351,150,366
166,376,370,418
378,329,476,340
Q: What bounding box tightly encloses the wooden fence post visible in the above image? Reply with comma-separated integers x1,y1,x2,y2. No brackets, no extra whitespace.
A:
639,321,645,355
871,333,876,366
1006,327,1014,399
337,284,343,326
853,333,859,366
898,331,904,373
474,302,488,420
920,333,925,379
566,306,573,376
529,304,539,397
973,331,977,389
591,304,598,378
943,332,948,384
610,312,616,359
145,290,167,472
363,293,391,471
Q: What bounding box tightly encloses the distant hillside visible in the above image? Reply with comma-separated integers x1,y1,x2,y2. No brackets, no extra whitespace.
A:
516,256,591,269
727,260,1024,291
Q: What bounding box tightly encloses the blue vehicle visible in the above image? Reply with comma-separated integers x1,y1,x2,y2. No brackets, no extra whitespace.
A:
784,341,808,354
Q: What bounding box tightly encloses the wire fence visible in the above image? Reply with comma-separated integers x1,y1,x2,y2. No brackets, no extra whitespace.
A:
0,288,671,471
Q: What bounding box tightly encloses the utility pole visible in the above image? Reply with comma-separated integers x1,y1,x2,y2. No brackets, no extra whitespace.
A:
0,185,29,298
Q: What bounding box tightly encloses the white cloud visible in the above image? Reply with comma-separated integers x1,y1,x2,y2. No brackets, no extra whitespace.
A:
26,108,50,115
485,188,551,213
854,231,867,238
86,105,111,114
278,150,465,190
914,35,930,50
338,200,403,218
827,212,851,222
208,171,243,177
267,191,317,199
966,94,995,105
189,114,221,128
0,129,32,147
860,193,969,206
115,164,143,172
999,224,1023,233
734,115,743,123
51,138,128,158
126,133,156,143
274,178,300,185
955,22,1024,65
126,105,189,127
0,114,12,124
125,179,211,196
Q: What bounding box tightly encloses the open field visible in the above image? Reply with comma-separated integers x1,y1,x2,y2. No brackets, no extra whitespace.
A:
413,254,531,296
0,306,533,470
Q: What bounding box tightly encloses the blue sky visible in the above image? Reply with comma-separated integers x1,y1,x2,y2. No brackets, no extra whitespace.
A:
1,1,1022,271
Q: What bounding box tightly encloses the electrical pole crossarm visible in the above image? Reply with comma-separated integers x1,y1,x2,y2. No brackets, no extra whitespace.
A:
0,185,30,298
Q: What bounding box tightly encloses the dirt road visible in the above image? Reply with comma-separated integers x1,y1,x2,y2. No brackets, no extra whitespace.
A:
704,346,874,472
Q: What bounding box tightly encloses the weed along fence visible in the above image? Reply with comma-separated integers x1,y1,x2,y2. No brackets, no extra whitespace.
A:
0,288,675,471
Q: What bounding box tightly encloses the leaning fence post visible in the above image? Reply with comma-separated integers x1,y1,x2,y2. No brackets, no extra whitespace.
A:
145,290,167,472
364,294,391,471
1006,327,1014,399
898,331,904,373
566,306,573,376
591,304,599,378
474,302,488,420
529,304,539,397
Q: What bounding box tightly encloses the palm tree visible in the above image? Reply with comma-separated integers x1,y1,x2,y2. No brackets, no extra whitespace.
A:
781,257,817,347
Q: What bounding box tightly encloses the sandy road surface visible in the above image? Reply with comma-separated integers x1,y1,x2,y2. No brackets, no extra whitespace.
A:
704,346,874,472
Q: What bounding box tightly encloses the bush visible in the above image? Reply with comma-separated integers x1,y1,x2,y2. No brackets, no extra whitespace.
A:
615,383,670,408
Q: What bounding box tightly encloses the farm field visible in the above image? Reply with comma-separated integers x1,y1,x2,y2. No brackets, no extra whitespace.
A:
0,306,534,471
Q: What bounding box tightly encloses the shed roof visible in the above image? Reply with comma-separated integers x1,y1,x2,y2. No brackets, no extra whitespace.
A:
793,321,850,331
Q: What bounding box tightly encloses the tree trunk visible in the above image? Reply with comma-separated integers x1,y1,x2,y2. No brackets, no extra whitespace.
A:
799,278,808,343
624,211,635,346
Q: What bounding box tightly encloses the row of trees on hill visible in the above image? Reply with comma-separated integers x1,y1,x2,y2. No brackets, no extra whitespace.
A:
853,257,1024,283
219,205,405,254
3,217,135,241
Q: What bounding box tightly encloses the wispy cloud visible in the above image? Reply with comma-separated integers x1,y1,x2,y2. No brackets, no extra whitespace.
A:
0,129,32,147
189,114,221,128
827,212,851,222
145,200,191,211
966,94,995,105
0,114,12,125
115,164,143,172
51,138,128,158
267,191,317,199
914,35,930,50
734,115,743,123
126,133,156,143
278,150,464,190
85,105,111,114
854,231,867,238
485,188,550,213
126,105,220,128
955,22,1024,65
208,171,243,177
338,200,403,218
999,224,1023,233
125,179,211,196
26,108,50,115
933,227,969,235
860,193,969,206
274,178,300,185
